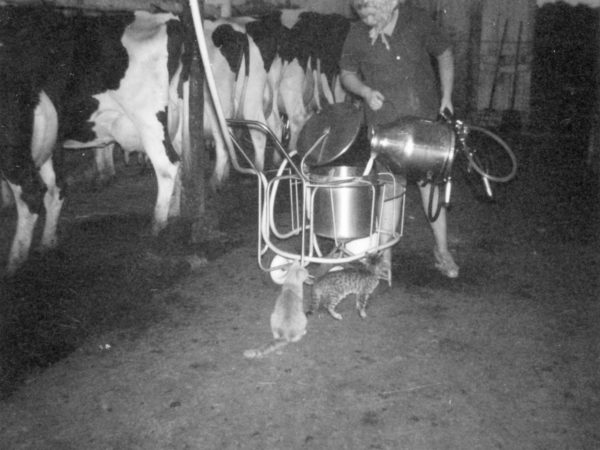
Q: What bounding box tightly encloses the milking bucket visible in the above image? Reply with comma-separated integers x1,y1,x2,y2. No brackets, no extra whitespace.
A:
369,116,456,183
309,166,382,240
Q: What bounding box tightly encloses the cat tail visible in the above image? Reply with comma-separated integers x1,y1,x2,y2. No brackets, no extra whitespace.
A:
243,339,289,359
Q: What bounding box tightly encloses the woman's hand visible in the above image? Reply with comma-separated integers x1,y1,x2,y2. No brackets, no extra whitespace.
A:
340,70,385,111
363,88,385,111
439,97,453,116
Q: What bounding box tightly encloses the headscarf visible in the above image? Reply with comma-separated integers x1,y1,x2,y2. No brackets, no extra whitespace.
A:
352,0,399,50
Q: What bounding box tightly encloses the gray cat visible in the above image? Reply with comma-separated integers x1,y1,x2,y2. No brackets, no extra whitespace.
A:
244,262,310,358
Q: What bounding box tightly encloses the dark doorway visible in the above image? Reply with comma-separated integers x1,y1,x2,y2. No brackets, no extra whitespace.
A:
530,2,599,145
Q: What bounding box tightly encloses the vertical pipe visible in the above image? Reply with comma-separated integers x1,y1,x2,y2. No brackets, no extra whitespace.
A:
188,0,235,167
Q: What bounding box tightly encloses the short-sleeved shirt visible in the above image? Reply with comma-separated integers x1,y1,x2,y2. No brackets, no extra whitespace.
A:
340,4,451,125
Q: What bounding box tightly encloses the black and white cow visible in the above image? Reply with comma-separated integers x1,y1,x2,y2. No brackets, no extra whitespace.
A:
203,10,351,178
276,11,351,151
0,6,190,275
203,16,284,186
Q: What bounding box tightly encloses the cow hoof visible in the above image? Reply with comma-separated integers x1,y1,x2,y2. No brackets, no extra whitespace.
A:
209,174,225,193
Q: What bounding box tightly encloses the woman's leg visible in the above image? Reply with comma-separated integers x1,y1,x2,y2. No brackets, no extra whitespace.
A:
418,182,459,278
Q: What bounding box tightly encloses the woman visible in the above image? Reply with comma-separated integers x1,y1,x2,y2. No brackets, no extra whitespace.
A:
340,0,459,278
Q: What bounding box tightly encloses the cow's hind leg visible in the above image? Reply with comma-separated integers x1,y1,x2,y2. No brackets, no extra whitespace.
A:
1,178,14,210
6,181,41,275
142,134,180,236
6,159,63,275
94,143,117,186
38,158,63,252
5,90,58,275
151,159,179,235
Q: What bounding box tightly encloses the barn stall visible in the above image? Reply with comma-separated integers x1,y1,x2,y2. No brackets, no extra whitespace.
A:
1,1,599,449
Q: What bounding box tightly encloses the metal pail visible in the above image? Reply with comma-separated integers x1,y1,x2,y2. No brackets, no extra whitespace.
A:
309,166,381,240
369,116,456,182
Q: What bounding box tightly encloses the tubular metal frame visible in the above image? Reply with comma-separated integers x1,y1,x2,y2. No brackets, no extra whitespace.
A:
226,119,405,285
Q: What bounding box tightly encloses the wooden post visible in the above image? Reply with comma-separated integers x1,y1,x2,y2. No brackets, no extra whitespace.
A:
181,0,218,243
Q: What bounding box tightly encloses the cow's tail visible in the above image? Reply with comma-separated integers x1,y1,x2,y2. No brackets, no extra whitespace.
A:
206,98,230,189
302,57,316,109
318,59,336,106
233,36,250,120
263,77,275,123
312,58,323,112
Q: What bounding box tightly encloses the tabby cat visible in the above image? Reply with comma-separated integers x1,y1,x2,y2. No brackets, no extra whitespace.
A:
308,255,383,320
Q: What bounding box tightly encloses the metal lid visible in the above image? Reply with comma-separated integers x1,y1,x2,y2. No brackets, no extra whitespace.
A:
296,103,363,166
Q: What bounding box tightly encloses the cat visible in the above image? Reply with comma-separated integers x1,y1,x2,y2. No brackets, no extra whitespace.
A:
244,261,311,359
308,255,383,320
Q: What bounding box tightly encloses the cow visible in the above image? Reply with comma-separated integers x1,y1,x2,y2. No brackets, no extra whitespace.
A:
203,16,283,187
276,11,351,152
204,10,351,177
80,16,278,189
0,6,190,275
201,11,351,185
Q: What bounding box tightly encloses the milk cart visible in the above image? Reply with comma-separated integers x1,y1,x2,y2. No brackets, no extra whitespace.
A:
225,103,517,286
225,103,401,285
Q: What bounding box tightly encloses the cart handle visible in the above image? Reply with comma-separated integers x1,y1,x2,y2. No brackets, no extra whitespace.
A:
226,119,305,177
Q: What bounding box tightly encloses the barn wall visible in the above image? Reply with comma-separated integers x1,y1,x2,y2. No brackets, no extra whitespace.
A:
477,0,536,126
409,0,536,125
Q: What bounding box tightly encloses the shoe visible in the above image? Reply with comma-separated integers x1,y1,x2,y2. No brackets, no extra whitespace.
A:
433,247,459,278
